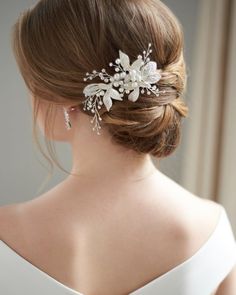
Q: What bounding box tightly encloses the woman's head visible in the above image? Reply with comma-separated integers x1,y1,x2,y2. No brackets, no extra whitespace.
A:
12,0,188,172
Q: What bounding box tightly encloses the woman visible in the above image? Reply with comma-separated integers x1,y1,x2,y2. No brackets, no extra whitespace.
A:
0,0,235,294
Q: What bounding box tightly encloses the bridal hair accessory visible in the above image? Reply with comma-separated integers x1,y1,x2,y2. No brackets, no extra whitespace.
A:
64,43,165,135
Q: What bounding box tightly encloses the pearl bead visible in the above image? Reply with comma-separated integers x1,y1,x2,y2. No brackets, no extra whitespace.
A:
114,73,120,80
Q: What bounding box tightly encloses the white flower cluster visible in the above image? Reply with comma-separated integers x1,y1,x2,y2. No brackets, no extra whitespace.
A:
82,43,164,135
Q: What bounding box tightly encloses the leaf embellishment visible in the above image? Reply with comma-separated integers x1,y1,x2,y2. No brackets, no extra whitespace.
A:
83,83,110,96
103,87,123,111
130,58,143,71
119,50,130,71
128,87,140,102
103,91,113,112
141,62,161,84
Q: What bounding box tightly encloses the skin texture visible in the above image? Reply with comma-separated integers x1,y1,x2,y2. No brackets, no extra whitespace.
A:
0,100,234,295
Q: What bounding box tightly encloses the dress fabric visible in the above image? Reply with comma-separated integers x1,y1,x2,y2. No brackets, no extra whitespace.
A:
0,205,236,295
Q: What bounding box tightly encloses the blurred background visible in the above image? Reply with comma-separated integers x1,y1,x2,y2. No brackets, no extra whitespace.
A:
0,0,235,231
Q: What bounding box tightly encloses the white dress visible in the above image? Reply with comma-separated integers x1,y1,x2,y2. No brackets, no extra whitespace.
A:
0,205,236,295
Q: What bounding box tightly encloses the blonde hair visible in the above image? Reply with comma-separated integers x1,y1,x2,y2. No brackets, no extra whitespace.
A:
11,0,188,187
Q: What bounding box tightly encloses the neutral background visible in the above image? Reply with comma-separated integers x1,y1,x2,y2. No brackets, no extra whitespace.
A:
0,0,235,233
0,0,199,200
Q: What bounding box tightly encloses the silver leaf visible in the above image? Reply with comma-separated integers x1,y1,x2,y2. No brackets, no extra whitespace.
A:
128,87,140,102
119,50,130,71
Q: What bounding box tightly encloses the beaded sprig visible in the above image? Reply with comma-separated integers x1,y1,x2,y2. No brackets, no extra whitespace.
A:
82,43,164,135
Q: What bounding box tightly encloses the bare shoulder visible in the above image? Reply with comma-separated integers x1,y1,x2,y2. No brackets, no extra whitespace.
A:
0,202,27,242
167,189,223,245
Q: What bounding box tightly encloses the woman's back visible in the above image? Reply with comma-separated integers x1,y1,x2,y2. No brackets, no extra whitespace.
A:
1,170,234,295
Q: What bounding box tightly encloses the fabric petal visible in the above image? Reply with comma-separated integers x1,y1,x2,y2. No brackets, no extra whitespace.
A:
83,84,100,96
83,83,111,97
145,72,162,84
98,83,111,90
130,58,143,71
141,61,157,77
139,81,151,88
119,50,130,71
103,89,113,111
128,87,140,102
110,88,123,101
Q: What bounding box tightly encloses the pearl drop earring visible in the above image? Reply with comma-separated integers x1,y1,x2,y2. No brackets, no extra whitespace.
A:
63,107,72,130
